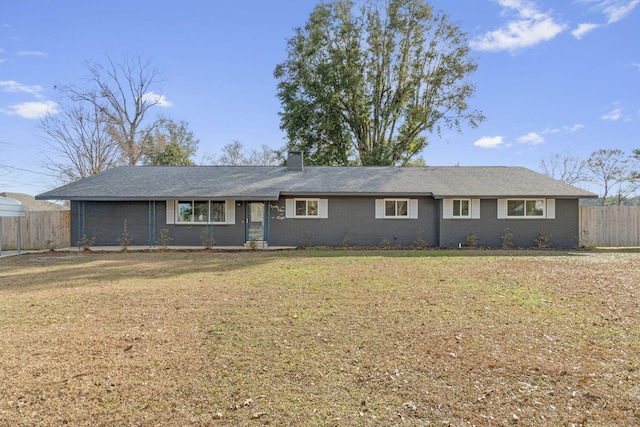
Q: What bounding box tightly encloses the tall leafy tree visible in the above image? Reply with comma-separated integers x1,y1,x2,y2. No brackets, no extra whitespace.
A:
142,118,199,166
274,0,483,166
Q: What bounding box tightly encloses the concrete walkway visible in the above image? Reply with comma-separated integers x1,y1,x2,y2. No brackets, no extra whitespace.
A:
0,249,48,258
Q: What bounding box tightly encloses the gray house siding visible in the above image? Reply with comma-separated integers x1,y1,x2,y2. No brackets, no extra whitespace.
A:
438,199,580,248
269,197,438,247
71,201,246,247
70,197,580,249
71,201,151,246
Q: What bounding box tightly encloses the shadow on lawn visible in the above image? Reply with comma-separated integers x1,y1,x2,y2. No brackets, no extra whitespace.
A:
283,246,597,258
0,250,277,292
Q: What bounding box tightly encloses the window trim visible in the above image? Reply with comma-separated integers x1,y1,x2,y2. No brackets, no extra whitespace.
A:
453,199,471,218
285,198,329,219
170,200,233,225
294,198,320,218
498,198,549,219
375,199,418,219
384,198,409,218
443,199,480,219
506,197,547,219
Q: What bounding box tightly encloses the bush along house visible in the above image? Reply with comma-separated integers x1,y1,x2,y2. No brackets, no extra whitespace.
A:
36,151,596,249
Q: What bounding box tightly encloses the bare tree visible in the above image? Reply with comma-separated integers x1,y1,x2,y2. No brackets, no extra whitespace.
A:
539,152,587,185
205,141,281,166
216,140,245,166
60,55,164,165
40,99,120,182
586,149,637,205
244,144,282,166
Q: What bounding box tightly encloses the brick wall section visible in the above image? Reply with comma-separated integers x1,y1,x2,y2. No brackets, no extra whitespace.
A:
438,199,580,248
269,197,438,247
71,201,246,247
71,198,579,248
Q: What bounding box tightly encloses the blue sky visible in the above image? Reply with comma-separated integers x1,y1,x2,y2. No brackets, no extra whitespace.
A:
1,0,638,196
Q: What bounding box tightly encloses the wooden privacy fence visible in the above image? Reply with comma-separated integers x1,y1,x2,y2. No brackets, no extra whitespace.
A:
580,206,640,247
1,210,70,250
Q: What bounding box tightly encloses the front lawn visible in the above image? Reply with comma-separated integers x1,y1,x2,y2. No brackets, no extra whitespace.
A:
1,250,639,426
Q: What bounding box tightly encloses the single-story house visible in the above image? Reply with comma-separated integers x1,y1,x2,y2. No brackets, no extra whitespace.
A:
36,151,596,249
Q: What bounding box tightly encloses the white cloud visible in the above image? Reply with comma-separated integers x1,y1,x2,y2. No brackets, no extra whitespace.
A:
474,136,507,148
517,132,544,144
142,91,172,107
565,124,585,132
602,0,640,23
572,22,601,39
602,107,623,120
542,124,584,133
1,101,58,119
17,51,48,57
470,0,566,52
0,80,44,97
577,0,640,23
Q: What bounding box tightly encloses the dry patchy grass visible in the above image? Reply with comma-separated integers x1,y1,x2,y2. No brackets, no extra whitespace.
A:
1,250,639,426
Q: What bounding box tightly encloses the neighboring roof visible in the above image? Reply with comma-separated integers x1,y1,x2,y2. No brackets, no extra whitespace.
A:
35,165,597,201
0,192,68,211
0,196,26,217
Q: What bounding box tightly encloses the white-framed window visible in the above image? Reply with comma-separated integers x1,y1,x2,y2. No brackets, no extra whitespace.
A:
375,199,418,219
166,200,235,225
443,199,480,219
295,199,319,217
385,199,408,217
508,199,544,217
497,199,555,219
285,199,329,219
453,199,470,217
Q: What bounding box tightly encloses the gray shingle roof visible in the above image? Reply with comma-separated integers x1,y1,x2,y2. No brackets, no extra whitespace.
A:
36,165,596,201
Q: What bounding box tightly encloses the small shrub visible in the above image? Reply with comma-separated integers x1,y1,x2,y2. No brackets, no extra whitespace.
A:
117,220,133,251
156,228,172,250
45,228,58,251
501,228,513,249
301,231,313,248
379,237,390,248
44,239,58,252
415,229,427,248
465,232,478,248
248,238,259,251
200,229,215,249
534,231,551,249
339,230,351,248
76,235,95,252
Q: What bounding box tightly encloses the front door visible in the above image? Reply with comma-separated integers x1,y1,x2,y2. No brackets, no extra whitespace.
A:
247,202,266,242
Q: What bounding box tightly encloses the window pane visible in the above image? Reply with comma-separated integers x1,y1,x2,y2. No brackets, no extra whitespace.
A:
526,200,544,216
460,200,469,216
178,201,193,222
507,200,524,216
397,201,408,216
295,200,307,216
211,201,225,223
453,200,461,216
307,200,318,216
193,201,208,222
385,200,396,216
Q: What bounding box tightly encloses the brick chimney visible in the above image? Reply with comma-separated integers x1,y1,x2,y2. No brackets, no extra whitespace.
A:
287,151,303,171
